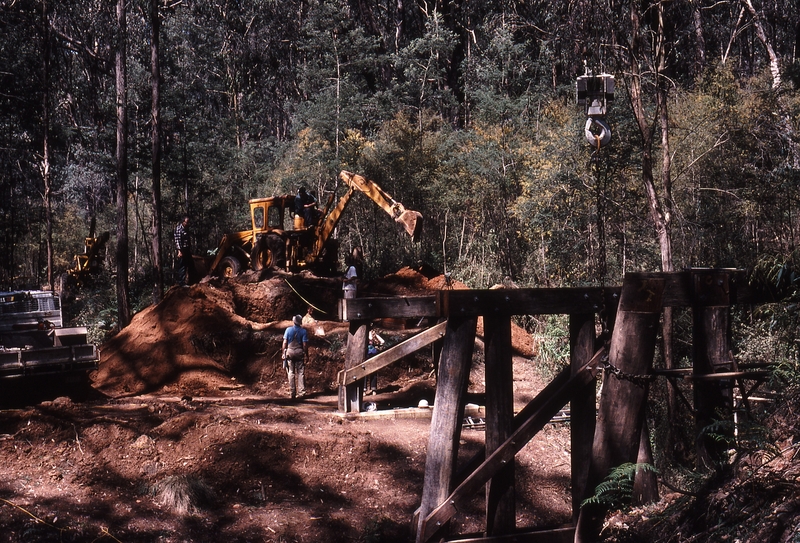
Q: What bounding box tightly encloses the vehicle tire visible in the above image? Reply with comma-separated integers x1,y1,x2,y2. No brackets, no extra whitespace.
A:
251,237,271,271
267,234,287,270
251,234,286,271
218,256,241,278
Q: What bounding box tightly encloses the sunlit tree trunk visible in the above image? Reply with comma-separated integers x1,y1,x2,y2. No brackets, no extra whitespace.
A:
656,2,680,472
625,0,672,502
691,0,706,76
742,0,781,89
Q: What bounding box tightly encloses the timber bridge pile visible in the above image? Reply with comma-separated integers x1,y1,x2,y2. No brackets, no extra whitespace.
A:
338,268,776,542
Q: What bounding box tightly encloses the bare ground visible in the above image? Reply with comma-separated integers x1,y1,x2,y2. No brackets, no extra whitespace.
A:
0,269,573,543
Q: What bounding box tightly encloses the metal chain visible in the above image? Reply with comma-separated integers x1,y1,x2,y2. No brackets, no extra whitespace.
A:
600,357,656,388
592,141,611,342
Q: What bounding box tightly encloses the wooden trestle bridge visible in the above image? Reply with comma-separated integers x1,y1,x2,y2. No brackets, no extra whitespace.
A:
337,269,770,543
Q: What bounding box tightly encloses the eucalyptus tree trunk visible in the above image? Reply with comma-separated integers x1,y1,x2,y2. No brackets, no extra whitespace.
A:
625,0,673,502
691,0,706,76
655,5,678,461
742,0,781,89
116,0,131,328
151,0,164,303
41,0,54,292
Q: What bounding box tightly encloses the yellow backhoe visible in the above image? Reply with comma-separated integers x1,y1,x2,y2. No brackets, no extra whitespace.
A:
67,231,110,281
206,171,422,277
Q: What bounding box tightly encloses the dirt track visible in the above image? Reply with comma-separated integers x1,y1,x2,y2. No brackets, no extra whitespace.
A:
0,269,571,542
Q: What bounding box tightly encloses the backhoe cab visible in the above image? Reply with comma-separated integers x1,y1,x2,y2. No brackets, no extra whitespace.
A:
206,171,422,278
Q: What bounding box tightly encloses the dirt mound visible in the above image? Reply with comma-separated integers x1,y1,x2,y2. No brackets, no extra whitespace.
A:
94,274,341,397
93,267,532,398
362,265,469,295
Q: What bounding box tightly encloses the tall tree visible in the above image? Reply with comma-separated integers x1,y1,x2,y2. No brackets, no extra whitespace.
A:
151,0,164,302
41,0,54,291
116,0,131,327
613,3,676,420
741,0,781,89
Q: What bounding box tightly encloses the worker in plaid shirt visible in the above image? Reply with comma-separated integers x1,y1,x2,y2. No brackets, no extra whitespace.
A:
174,215,194,286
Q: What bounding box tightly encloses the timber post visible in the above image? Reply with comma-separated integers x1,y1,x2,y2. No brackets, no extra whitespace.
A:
575,273,665,542
414,315,477,543
339,319,368,413
484,313,515,535
691,268,736,469
570,312,597,522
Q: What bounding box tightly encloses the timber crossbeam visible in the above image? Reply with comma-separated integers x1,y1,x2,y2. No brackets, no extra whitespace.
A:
340,269,767,323
417,347,607,543
445,526,575,542
337,321,447,385
339,287,621,320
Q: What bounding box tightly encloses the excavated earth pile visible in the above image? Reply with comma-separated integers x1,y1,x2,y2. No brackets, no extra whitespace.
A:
0,267,564,543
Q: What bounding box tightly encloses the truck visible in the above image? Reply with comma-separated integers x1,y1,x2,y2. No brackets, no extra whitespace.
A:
206,170,423,277
0,290,99,402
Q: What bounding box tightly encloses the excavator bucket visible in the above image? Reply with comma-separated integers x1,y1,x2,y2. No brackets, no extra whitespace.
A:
396,210,423,242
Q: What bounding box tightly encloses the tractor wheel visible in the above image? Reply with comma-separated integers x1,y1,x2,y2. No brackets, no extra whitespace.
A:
251,237,271,271
267,234,287,269
218,256,241,278
252,234,286,271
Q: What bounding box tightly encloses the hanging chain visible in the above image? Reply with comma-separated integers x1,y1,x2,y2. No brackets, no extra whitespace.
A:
590,150,656,388
599,357,657,387
592,144,611,343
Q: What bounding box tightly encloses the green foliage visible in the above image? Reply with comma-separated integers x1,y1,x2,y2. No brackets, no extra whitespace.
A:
699,418,780,467
737,253,800,393
0,0,799,339
528,314,570,380
582,463,659,511
62,272,117,344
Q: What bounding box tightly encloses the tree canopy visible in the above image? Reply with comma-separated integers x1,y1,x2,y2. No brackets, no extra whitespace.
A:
1,0,798,309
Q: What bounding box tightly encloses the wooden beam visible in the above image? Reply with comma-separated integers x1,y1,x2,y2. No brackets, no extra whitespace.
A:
693,371,770,380
340,295,441,321
442,288,620,317
418,347,607,543
337,321,447,385
484,314,515,535
692,269,734,469
570,313,597,522
415,316,478,543
575,273,665,543
338,320,368,413
340,270,760,324
341,288,621,321
446,526,575,542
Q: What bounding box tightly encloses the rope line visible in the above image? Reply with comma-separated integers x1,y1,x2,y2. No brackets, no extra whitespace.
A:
284,279,329,315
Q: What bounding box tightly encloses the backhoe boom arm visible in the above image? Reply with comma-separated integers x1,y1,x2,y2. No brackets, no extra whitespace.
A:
309,171,422,263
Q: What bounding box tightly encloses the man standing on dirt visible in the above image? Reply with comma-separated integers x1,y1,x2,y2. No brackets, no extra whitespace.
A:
342,247,363,299
282,314,309,399
174,215,194,286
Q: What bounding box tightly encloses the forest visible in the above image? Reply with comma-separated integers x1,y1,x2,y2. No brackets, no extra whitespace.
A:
1,0,799,332
1,1,800,540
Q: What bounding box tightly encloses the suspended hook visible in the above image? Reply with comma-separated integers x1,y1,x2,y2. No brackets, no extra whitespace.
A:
584,117,612,148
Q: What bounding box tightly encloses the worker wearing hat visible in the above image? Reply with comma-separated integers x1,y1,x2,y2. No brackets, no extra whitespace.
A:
282,314,309,399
